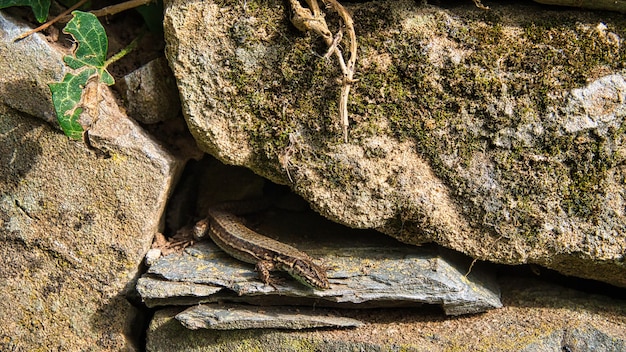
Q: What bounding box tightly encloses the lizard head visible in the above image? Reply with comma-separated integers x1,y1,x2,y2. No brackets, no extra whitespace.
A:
289,259,330,290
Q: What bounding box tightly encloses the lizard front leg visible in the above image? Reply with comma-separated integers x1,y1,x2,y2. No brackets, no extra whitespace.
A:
255,260,283,289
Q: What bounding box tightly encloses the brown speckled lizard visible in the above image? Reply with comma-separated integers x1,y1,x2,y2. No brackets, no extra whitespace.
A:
194,201,330,290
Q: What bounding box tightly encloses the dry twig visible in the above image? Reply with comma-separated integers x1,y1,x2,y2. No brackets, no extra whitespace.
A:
288,0,357,142
14,0,154,41
13,0,90,41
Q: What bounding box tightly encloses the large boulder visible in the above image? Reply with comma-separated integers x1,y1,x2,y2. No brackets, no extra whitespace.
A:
164,0,626,286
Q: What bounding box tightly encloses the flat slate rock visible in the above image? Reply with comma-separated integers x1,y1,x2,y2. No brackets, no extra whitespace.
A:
138,239,501,315
176,304,363,330
146,277,626,352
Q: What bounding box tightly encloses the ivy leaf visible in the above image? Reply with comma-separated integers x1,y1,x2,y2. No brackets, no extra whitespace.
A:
0,0,50,23
63,11,113,84
49,69,95,140
48,11,114,139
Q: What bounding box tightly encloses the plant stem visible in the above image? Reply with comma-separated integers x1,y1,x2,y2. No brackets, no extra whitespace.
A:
104,30,146,67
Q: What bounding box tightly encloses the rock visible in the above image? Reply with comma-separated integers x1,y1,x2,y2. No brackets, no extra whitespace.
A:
145,248,164,266
176,304,363,330
0,12,67,124
561,327,626,352
137,277,224,306
138,208,502,316
117,57,181,124
0,99,180,350
0,24,183,348
164,0,626,286
146,277,626,351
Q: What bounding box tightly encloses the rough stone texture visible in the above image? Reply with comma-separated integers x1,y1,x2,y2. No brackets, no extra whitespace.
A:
117,57,182,124
0,12,67,124
164,0,626,286
0,101,178,350
0,10,190,351
146,277,626,351
176,304,363,330
0,101,180,348
138,239,502,315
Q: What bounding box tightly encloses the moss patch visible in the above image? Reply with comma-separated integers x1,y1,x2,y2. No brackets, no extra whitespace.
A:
174,0,626,278
221,0,626,241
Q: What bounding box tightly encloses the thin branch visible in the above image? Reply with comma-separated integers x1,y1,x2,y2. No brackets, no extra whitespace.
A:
288,0,357,142
13,0,90,42
69,0,155,20
57,0,155,22
13,0,154,42
303,0,322,18
288,0,332,42
322,0,357,142
472,0,490,10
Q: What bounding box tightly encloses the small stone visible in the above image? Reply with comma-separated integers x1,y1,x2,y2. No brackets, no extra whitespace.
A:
145,248,162,266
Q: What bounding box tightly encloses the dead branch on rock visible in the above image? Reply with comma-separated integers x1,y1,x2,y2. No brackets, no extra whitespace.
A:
288,0,357,143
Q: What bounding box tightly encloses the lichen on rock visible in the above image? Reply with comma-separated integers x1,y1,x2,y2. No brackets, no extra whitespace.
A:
165,0,626,286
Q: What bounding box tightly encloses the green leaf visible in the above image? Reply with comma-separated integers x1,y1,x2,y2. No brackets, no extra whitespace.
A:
49,69,95,140
0,0,50,23
48,11,114,139
63,11,109,70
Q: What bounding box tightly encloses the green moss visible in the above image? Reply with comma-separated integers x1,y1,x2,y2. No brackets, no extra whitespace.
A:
358,5,626,240
215,0,626,244
559,133,614,219
282,337,320,351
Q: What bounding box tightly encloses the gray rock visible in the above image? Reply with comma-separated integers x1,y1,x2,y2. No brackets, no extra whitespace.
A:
117,57,182,124
139,236,501,315
137,277,223,306
520,326,626,352
0,12,67,124
146,277,626,351
562,327,626,352
0,96,181,349
176,304,363,330
164,0,626,286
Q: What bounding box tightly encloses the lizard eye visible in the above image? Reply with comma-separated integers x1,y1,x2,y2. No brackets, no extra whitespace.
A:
293,259,320,276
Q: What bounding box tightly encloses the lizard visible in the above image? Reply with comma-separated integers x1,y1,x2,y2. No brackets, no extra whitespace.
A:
193,201,330,290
